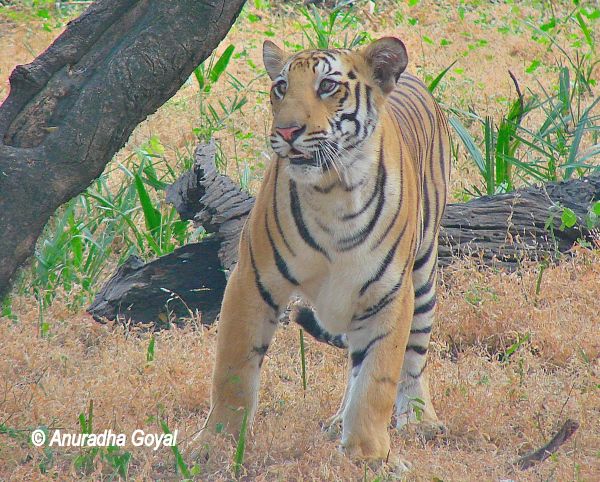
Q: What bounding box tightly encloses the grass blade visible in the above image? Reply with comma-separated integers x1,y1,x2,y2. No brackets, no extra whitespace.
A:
565,97,600,179
300,329,307,392
146,335,155,362
160,419,191,478
233,409,248,478
449,115,486,176
428,59,457,93
134,174,161,233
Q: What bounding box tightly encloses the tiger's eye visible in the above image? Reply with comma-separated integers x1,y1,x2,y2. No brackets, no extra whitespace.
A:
273,81,287,98
318,79,338,95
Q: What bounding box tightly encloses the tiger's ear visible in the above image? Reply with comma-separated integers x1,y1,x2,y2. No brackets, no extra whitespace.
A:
362,37,408,94
263,40,287,80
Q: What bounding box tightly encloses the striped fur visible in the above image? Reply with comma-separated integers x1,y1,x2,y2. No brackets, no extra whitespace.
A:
197,37,450,466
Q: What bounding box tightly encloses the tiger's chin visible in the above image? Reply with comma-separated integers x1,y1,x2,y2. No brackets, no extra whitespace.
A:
285,162,327,185
281,152,327,184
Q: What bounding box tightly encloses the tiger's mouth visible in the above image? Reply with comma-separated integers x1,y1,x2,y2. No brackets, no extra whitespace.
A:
288,148,317,166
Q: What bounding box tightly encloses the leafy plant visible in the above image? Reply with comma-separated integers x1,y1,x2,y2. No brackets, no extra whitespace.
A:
299,1,369,50
451,66,600,196
74,400,98,474
28,136,193,309
191,43,259,184
193,45,235,94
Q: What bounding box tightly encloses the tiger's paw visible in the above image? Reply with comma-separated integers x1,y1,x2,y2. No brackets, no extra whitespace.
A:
321,414,343,441
188,428,235,465
366,457,412,480
342,445,411,479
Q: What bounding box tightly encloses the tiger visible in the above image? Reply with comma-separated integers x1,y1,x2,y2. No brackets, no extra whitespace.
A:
194,36,450,468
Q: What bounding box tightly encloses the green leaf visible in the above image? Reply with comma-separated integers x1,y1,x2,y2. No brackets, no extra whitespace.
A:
540,18,556,31
209,45,235,85
592,201,600,216
575,12,594,50
526,59,541,73
134,174,161,234
449,116,486,177
146,335,155,362
561,207,577,228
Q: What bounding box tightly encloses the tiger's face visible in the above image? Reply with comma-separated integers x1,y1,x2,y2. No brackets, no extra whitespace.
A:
263,37,408,184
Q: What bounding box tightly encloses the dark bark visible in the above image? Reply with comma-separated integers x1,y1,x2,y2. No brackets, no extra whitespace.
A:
88,240,226,328
438,177,600,267
88,141,600,326
0,0,246,299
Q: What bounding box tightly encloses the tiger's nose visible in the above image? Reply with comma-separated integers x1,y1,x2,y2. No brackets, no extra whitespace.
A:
275,124,305,143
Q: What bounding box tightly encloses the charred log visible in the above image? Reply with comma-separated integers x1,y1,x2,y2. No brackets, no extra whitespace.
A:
89,141,600,326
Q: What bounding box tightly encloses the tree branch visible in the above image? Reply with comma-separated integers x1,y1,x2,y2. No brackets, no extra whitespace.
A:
0,0,247,299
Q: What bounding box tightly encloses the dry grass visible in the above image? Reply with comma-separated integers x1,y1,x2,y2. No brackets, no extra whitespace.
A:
1,253,599,480
1,1,600,480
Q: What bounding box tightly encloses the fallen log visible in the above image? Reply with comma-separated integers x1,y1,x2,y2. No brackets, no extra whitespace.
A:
88,141,600,326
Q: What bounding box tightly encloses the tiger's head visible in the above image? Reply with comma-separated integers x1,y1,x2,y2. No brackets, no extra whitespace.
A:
263,37,408,184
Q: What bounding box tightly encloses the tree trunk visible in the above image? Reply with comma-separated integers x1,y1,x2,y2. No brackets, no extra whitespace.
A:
88,142,600,326
0,0,246,299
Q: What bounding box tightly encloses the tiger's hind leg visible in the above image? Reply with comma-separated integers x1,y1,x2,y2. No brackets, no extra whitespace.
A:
395,241,445,438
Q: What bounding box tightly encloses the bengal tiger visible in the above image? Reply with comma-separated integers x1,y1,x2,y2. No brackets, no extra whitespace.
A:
195,37,450,468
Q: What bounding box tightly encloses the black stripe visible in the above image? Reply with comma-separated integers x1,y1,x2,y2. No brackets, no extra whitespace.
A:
351,332,389,368
265,215,299,286
339,139,387,250
365,84,373,115
414,296,436,315
273,161,295,256
359,223,406,296
406,344,428,355
337,83,361,135
372,143,403,249
413,243,435,271
249,240,279,312
353,263,408,322
414,280,433,299
341,169,379,220
314,181,338,194
408,361,427,379
414,268,435,298
410,325,432,335
289,180,331,261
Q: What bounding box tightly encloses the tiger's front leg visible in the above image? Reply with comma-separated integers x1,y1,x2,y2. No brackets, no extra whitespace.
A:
341,284,414,468
195,237,289,445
